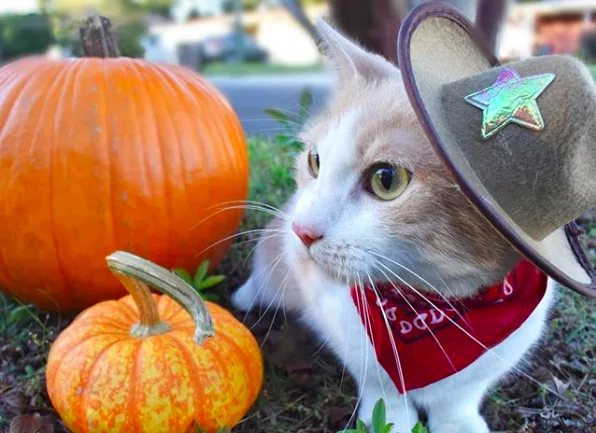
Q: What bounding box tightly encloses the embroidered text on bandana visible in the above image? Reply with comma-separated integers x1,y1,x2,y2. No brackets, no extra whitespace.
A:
350,259,547,393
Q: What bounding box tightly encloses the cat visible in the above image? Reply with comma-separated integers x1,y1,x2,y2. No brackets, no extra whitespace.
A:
231,20,555,433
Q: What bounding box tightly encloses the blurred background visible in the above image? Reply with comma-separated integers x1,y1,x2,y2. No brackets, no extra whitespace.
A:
1,0,596,134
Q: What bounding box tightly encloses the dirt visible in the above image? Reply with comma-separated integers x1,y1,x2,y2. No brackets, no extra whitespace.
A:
1,219,595,433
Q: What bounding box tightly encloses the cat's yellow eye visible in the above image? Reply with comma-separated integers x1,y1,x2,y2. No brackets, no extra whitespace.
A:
308,147,320,177
368,164,411,201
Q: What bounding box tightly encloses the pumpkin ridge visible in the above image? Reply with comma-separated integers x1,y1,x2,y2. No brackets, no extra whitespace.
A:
158,298,189,324
98,60,118,280
127,60,173,262
214,311,263,401
76,337,132,433
165,333,207,430
175,68,242,173
48,59,89,310
123,59,155,230
49,327,125,368
128,339,144,433
144,63,192,201
211,326,260,405
0,62,58,301
79,311,136,330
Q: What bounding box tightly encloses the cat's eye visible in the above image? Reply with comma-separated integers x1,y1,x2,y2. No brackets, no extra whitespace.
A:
308,147,320,177
367,164,411,201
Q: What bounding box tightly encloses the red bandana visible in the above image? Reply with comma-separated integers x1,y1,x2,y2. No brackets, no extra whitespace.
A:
350,259,547,393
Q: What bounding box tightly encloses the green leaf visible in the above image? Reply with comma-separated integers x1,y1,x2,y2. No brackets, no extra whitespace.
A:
7,305,30,326
173,269,193,285
199,275,226,290
382,423,394,433
265,108,291,125
193,261,210,288
371,399,386,433
340,430,365,433
411,422,429,433
201,292,221,302
356,420,368,431
299,87,313,118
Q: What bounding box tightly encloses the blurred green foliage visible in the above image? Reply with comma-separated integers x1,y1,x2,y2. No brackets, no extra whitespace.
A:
0,14,55,61
50,0,174,17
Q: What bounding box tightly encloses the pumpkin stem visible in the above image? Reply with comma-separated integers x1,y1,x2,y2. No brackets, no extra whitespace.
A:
79,15,121,58
106,251,215,344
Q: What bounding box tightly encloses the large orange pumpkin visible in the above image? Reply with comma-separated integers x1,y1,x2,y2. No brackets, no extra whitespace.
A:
46,251,263,433
0,17,248,311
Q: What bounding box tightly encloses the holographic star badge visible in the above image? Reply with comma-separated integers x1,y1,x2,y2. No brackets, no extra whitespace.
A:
464,68,556,139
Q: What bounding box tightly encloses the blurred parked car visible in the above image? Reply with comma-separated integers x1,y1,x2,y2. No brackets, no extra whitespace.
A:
199,32,269,63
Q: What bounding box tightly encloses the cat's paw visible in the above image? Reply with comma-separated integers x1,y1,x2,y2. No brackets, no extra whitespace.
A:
231,277,256,312
428,416,490,433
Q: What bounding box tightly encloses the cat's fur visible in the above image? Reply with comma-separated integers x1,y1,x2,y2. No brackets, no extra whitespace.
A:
232,21,555,433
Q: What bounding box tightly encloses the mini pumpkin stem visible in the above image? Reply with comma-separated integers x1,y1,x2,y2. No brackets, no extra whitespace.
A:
80,15,121,58
106,251,215,344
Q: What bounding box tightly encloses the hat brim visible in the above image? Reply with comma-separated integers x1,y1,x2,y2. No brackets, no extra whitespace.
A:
397,2,596,297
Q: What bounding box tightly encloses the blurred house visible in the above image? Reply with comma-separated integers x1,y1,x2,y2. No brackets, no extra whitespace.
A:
143,4,327,67
0,0,39,14
500,0,596,60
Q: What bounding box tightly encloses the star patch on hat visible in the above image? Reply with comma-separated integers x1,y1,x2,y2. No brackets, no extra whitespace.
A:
464,68,555,139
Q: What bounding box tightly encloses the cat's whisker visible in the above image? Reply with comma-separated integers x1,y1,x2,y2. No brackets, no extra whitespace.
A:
367,250,472,327
341,280,370,432
242,230,288,270
366,275,412,428
361,272,395,422
311,331,332,359
373,259,573,403
195,229,286,256
249,252,290,331
206,199,288,215
193,203,289,230
374,263,457,373
241,251,287,323
259,266,293,348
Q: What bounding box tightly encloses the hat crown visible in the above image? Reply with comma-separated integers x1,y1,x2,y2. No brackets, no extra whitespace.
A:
441,56,596,240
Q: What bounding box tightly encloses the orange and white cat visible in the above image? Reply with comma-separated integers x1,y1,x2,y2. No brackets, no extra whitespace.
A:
232,21,555,433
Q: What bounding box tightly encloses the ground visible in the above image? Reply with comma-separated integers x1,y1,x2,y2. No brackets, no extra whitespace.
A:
0,138,595,433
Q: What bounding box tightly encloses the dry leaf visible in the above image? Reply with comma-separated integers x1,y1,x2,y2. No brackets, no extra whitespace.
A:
9,413,54,433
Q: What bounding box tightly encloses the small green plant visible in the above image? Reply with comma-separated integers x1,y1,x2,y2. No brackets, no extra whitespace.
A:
173,260,225,302
194,423,231,433
264,87,313,151
339,399,428,433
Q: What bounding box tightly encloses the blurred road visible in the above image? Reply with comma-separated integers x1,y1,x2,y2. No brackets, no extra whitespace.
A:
209,72,332,137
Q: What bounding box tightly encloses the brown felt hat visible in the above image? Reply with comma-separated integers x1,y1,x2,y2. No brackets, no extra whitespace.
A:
397,1,596,297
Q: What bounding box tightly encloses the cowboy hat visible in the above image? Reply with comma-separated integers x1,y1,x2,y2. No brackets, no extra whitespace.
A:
397,1,596,297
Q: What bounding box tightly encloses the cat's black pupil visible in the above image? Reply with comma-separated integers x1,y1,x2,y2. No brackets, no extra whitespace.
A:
380,168,395,190
314,153,320,168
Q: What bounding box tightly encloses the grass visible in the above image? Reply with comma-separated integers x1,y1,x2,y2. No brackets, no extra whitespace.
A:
202,62,324,77
1,136,595,432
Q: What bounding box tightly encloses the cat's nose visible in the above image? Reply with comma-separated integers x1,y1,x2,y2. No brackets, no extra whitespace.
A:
292,221,323,248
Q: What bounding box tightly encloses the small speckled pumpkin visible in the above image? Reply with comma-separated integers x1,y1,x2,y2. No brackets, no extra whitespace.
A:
46,251,263,433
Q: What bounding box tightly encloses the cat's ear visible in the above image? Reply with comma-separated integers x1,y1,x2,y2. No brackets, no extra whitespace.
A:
316,18,399,81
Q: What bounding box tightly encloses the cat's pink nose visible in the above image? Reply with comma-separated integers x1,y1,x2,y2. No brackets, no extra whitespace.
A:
292,221,323,248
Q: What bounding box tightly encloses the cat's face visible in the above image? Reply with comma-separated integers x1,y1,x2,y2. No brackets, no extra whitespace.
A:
285,21,519,297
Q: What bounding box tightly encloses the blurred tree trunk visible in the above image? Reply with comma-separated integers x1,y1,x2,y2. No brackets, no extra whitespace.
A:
329,0,401,64
282,0,510,64
281,0,320,41
475,0,509,54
